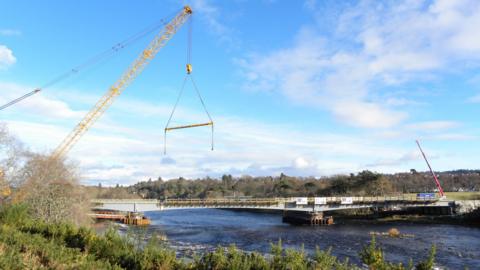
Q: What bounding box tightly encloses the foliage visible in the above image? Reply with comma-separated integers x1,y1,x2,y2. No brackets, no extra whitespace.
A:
359,236,437,270
0,204,437,270
415,244,436,270
105,170,480,200
359,236,386,269
0,203,30,226
313,247,337,270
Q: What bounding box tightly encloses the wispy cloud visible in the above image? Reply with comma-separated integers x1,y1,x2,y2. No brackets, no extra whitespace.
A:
468,94,480,103
407,121,460,131
237,0,480,129
366,150,422,167
188,0,237,47
0,29,21,36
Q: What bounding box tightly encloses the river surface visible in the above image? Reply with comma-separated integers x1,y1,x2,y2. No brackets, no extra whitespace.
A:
133,209,479,269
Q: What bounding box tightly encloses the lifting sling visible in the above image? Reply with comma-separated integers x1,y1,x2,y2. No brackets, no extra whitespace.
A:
164,73,214,154
164,17,214,154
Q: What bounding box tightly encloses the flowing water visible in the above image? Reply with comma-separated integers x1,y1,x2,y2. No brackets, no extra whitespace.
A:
131,209,479,269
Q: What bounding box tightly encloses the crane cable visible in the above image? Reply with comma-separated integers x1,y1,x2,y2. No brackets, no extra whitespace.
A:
0,10,179,112
164,16,214,154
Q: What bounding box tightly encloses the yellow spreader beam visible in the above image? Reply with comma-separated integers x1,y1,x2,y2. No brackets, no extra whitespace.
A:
165,121,213,131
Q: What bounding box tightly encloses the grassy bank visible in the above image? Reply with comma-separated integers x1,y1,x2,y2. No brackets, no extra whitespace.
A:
0,204,437,270
443,191,480,200
405,191,480,200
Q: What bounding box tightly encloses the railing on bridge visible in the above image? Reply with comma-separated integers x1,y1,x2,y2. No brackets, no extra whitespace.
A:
162,195,437,206
163,198,284,207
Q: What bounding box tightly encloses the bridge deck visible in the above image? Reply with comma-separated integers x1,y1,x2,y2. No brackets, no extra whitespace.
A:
92,196,444,213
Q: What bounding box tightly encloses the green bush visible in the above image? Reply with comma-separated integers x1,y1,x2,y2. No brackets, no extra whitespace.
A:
195,245,270,270
415,245,436,270
0,203,30,226
0,204,438,270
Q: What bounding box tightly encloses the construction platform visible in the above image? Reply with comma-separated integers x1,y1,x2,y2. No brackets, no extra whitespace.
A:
89,210,151,226
282,211,334,226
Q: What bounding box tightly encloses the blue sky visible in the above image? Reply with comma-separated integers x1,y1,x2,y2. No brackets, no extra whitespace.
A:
1,0,480,185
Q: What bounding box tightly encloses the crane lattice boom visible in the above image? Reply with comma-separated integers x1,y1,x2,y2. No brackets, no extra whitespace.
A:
52,6,192,159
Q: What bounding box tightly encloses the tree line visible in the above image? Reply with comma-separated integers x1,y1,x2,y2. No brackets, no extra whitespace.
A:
110,169,480,200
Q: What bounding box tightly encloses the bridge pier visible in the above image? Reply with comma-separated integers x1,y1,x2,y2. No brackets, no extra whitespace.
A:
282,211,333,226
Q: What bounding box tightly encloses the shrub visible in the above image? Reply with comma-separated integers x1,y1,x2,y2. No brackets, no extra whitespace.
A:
0,204,438,270
313,247,337,270
359,235,385,268
416,245,436,270
0,203,30,226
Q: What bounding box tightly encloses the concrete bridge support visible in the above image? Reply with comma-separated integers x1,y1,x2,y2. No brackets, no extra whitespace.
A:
282,211,333,226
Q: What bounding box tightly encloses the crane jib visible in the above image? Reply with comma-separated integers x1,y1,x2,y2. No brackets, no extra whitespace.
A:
52,6,193,159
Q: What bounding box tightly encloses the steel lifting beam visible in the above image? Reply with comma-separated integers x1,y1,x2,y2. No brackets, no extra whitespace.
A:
165,121,213,131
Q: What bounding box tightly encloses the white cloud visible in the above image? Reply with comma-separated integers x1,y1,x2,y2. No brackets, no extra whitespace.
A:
332,100,406,128
0,92,414,185
2,81,476,185
293,157,310,169
4,0,480,184
0,82,86,119
0,45,16,69
238,0,480,129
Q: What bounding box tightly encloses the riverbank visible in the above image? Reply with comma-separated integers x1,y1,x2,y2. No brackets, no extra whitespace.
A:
0,204,441,270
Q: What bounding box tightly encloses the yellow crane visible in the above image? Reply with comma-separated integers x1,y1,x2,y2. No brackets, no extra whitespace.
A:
52,6,193,159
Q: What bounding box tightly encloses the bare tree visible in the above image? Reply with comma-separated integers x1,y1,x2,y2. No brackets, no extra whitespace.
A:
14,154,91,225
0,123,91,225
0,123,26,200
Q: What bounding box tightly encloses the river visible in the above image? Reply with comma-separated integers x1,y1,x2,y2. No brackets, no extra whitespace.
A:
131,209,479,269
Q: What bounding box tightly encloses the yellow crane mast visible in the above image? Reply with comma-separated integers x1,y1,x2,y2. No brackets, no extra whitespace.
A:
52,6,192,159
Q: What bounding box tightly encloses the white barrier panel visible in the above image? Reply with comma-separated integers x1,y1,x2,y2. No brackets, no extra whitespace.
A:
341,197,353,204
295,197,308,205
314,197,327,205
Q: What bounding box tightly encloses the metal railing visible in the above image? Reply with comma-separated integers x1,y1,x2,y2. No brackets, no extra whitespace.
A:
92,195,439,208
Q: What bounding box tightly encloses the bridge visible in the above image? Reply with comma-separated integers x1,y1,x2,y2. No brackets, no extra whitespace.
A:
91,195,449,213
91,196,456,225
